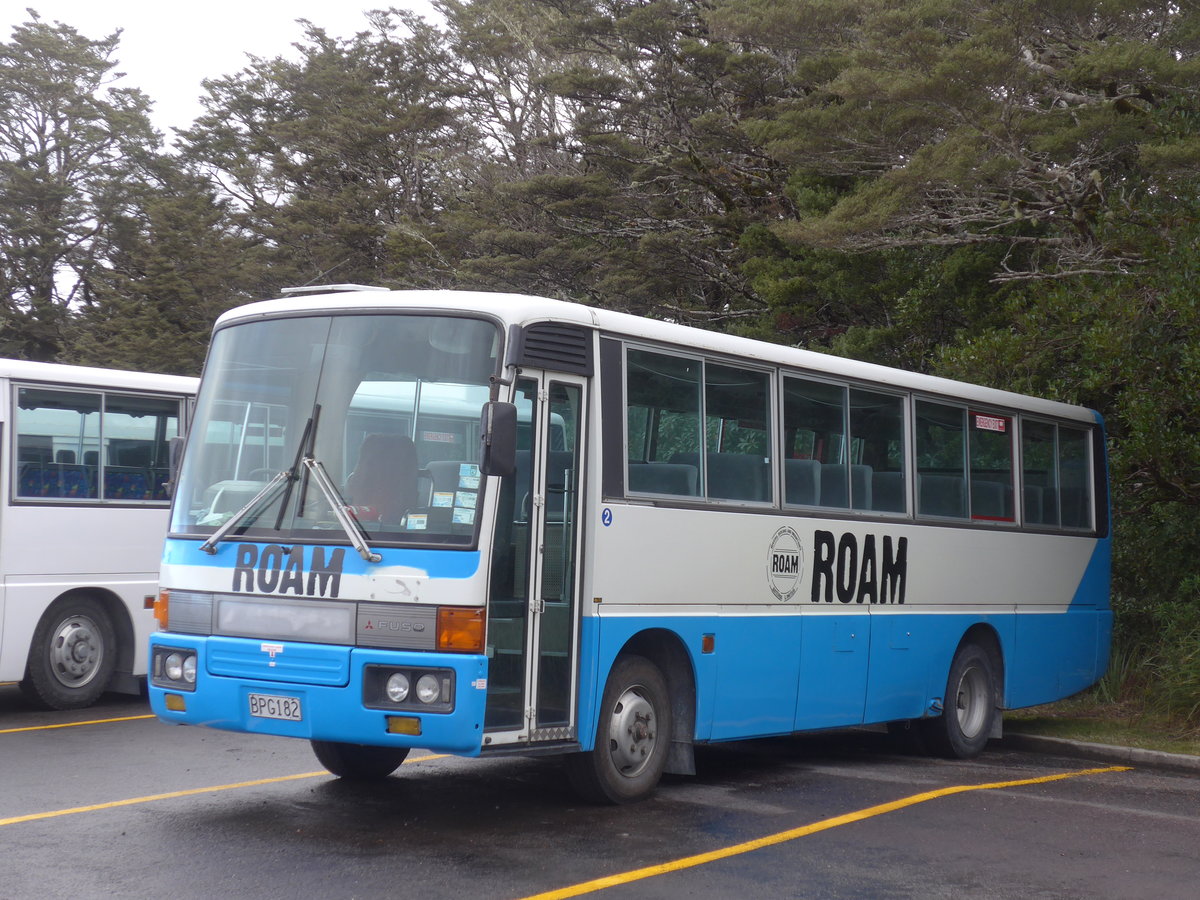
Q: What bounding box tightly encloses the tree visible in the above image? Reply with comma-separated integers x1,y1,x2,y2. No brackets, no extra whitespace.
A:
446,0,795,323
179,13,478,291
0,13,159,360
719,0,1200,282
61,160,255,375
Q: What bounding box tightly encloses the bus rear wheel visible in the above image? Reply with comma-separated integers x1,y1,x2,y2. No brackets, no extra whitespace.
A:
21,596,117,710
564,654,671,804
920,641,998,759
311,740,410,780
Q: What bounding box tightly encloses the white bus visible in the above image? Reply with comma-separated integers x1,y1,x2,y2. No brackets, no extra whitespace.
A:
150,288,1110,802
0,360,197,709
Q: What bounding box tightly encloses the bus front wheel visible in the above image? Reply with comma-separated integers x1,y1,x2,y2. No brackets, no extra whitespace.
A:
22,596,117,710
311,740,410,779
920,641,998,759
565,654,672,804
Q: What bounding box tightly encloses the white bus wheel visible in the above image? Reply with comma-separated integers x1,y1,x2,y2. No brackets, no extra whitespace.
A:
565,654,672,804
22,597,117,710
920,641,998,759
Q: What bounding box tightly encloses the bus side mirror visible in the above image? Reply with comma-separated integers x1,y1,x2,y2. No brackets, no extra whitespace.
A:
166,435,186,498
479,402,517,477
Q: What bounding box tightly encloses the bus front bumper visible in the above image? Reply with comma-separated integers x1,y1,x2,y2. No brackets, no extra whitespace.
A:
148,634,488,756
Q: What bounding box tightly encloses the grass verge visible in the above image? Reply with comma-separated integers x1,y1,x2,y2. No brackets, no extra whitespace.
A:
1006,697,1200,757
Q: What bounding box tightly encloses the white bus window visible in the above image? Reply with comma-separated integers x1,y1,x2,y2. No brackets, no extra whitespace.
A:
916,400,967,518
103,394,182,500
15,388,181,503
849,388,906,513
626,349,701,497
704,363,771,502
1059,426,1093,530
1021,419,1059,526
782,377,846,508
15,389,101,499
970,412,1014,522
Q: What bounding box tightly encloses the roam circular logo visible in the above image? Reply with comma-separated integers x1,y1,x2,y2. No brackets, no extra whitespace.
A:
767,526,803,601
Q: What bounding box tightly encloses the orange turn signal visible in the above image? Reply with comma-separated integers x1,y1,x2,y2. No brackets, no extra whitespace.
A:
436,607,485,653
153,591,170,630
387,716,422,736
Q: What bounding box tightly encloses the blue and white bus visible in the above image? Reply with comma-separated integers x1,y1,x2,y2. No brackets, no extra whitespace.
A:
149,287,1110,802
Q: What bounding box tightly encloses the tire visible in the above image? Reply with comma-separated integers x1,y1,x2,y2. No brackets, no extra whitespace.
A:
564,654,671,804
310,740,410,780
21,596,117,710
920,641,999,759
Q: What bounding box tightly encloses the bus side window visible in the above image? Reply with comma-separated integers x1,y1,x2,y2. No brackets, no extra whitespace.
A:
1058,426,1093,529
1021,419,1058,526
704,363,772,503
625,349,701,497
14,388,101,500
782,376,847,509
969,412,1014,522
916,400,967,519
849,388,905,513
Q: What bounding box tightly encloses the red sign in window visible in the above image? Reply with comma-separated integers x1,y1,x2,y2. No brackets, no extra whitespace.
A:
974,414,1006,433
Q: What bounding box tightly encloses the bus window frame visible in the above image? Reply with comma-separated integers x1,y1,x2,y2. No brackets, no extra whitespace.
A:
10,382,187,508
612,341,1102,538
621,341,777,508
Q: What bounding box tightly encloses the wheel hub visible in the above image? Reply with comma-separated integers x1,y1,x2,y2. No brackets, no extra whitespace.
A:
607,687,657,778
954,663,989,739
50,616,102,688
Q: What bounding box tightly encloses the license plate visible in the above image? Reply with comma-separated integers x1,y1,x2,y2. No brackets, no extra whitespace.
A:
248,692,302,721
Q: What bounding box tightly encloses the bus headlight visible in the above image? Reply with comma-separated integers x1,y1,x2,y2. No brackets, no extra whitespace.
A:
416,674,440,704
152,647,198,692
363,665,454,713
386,672,410,702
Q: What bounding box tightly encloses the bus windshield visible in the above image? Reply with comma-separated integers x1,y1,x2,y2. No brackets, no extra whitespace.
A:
171,312,500,546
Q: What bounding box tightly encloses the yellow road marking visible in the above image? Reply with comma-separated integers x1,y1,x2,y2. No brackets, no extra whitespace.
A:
519,765,1133,900
0,753,446,827
0,714,156,734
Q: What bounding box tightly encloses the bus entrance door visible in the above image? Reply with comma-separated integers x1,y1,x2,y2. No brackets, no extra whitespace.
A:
484,373,586,746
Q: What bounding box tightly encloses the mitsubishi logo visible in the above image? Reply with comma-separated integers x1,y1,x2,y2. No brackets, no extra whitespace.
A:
261,642,284,667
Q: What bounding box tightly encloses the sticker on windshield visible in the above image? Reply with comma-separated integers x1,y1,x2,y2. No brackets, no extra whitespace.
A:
406,514,428,531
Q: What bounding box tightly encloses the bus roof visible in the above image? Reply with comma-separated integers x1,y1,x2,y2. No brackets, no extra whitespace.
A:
0,357,198,395
216,289,1097,423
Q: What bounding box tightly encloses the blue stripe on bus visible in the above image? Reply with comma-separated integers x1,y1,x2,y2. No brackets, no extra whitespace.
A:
577,601,1111,752
1071,538,1111,608
163,539,482,579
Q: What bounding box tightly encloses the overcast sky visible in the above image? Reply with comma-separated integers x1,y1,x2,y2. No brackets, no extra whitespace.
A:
5,1,438,134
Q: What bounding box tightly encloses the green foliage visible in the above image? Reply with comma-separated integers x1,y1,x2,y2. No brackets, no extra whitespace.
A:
61,163,255,375
178,11,475,291
724,0,1200,280
0,13,159,360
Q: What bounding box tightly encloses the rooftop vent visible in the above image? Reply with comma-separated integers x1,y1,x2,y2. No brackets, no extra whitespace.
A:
279,284,389,295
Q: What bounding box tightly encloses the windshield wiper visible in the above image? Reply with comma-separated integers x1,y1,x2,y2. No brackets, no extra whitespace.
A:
198,406,381,563
300,457,382,563
275,409,319,531
201,411,317,557
199,470,292,555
